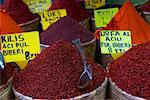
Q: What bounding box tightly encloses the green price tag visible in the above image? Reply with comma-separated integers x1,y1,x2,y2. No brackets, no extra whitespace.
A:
40,9,67,30
94,8,118,28
100,30,132,54
25,0,51,13
1,31,40,62
84,0,105,9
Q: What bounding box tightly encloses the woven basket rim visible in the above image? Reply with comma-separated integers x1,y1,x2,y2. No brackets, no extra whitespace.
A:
81,37,96,46
13,77,108,100
109,78,146,100
40,37,96,48
19,17,40,27
142,11,150,15
0,73,14,90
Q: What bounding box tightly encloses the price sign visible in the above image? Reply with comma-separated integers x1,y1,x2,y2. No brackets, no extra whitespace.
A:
40,9,67,30
25,0,51,13
1,31,40,62
84,0,105,9
94,8,118,28
100,30,132,54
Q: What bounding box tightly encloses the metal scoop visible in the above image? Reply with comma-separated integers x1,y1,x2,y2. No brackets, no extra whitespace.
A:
0,52,5,85
72,39,92,89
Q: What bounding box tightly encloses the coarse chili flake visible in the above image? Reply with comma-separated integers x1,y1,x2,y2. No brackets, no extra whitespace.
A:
13,40,105,99
1,0,39,24
109,41,150,99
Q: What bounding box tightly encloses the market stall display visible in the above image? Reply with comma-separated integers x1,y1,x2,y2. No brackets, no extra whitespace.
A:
0,0,149,99
40,16,96,59
13,40,106,99
95,1,150,67
1,0,40,31
95,1,150,44
108,41,150,100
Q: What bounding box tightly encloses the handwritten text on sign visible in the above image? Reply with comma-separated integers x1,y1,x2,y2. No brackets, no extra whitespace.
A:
100,30,132,54
25,0,51,13
84,0,105,9
94,8,118,28
40,9,67,30
1,31,40,62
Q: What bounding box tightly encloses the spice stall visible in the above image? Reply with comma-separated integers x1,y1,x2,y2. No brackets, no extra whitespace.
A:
0,0,149,100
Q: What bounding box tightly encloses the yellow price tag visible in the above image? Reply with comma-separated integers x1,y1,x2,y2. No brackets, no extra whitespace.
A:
94,8,118,28
40,9,67,30
100,30,132,54
25,0,51,13
1,31,40,63
111,53,123,60
16,61,28,70
84,0,105,9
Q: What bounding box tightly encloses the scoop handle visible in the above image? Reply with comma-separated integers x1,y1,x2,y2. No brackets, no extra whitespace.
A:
72,39,87,66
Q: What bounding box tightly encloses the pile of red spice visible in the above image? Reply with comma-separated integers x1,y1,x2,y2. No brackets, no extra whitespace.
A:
40,16,94,45
50,0,90,22
13,40,105,99
109,41,150,99
1,0,39,24
140,1,150,12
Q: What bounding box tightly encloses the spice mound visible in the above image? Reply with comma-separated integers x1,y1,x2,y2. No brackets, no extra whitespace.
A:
40,16,94,45
50,0,90,22
14,40,105,99
109,41,150,99
1,0,39,24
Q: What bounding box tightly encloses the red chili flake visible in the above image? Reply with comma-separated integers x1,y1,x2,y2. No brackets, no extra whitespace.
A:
50,0,90,22
40,16,94,45
13,40,105,99
1,0,39,24
108,41,150,99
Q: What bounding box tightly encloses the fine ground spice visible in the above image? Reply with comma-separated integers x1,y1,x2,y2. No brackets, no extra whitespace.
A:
50,0,90,22
13,40,105,99
94,1,150,44
0,10,24,50
1,0,39,24
0,10,23,34
108,41,150,99
40,16,94,45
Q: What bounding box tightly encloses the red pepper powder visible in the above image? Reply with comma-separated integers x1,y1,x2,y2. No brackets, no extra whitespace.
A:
1,0,39,24
13,40,105,99
40,16,94,45
50,0,90,22
109,41,150,99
